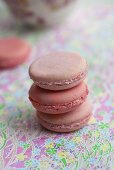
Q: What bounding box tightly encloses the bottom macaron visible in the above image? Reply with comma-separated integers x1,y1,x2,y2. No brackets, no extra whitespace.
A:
37,98,92,132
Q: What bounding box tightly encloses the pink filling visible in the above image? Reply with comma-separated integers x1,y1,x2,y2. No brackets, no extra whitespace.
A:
35,69,87,87
29,87,88,112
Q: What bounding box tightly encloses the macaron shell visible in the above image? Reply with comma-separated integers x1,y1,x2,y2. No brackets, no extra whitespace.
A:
0,37,31,68
35,71,87,91
39,113,91,132
29,51,87,90
29,82,88,114
0,49,30,68
37,98,92,132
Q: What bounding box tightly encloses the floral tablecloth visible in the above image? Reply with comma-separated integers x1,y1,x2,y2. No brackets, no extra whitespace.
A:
0,0,114,169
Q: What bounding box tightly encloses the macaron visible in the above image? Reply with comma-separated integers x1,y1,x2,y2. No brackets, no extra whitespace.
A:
37,98,92,132
29,82,88,114
29,51,87,90
0,37,31,68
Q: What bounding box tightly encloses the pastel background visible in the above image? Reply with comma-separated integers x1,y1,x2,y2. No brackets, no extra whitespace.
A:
0,0,114,169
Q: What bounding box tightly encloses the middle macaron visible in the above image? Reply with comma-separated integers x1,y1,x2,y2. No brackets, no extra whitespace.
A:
29,82,88,114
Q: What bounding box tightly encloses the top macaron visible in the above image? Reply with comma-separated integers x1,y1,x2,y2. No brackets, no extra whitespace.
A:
29,51,87,90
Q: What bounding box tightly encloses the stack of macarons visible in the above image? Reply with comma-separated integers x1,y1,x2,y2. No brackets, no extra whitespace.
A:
29,51,92,132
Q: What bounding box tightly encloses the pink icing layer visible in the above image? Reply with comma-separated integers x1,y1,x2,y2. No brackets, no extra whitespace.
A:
35,69,87,87
38,113,91,131
29,86,88,113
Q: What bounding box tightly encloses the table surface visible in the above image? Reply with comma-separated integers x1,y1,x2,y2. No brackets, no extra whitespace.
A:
0,0,114,170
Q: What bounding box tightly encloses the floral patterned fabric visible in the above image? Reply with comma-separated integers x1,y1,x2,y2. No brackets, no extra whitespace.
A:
0,0,114,169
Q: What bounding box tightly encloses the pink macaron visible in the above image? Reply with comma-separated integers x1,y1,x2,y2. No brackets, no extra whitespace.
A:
29,82,88,114
29,51,87,90
0,37,31,68
37,98,92,132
